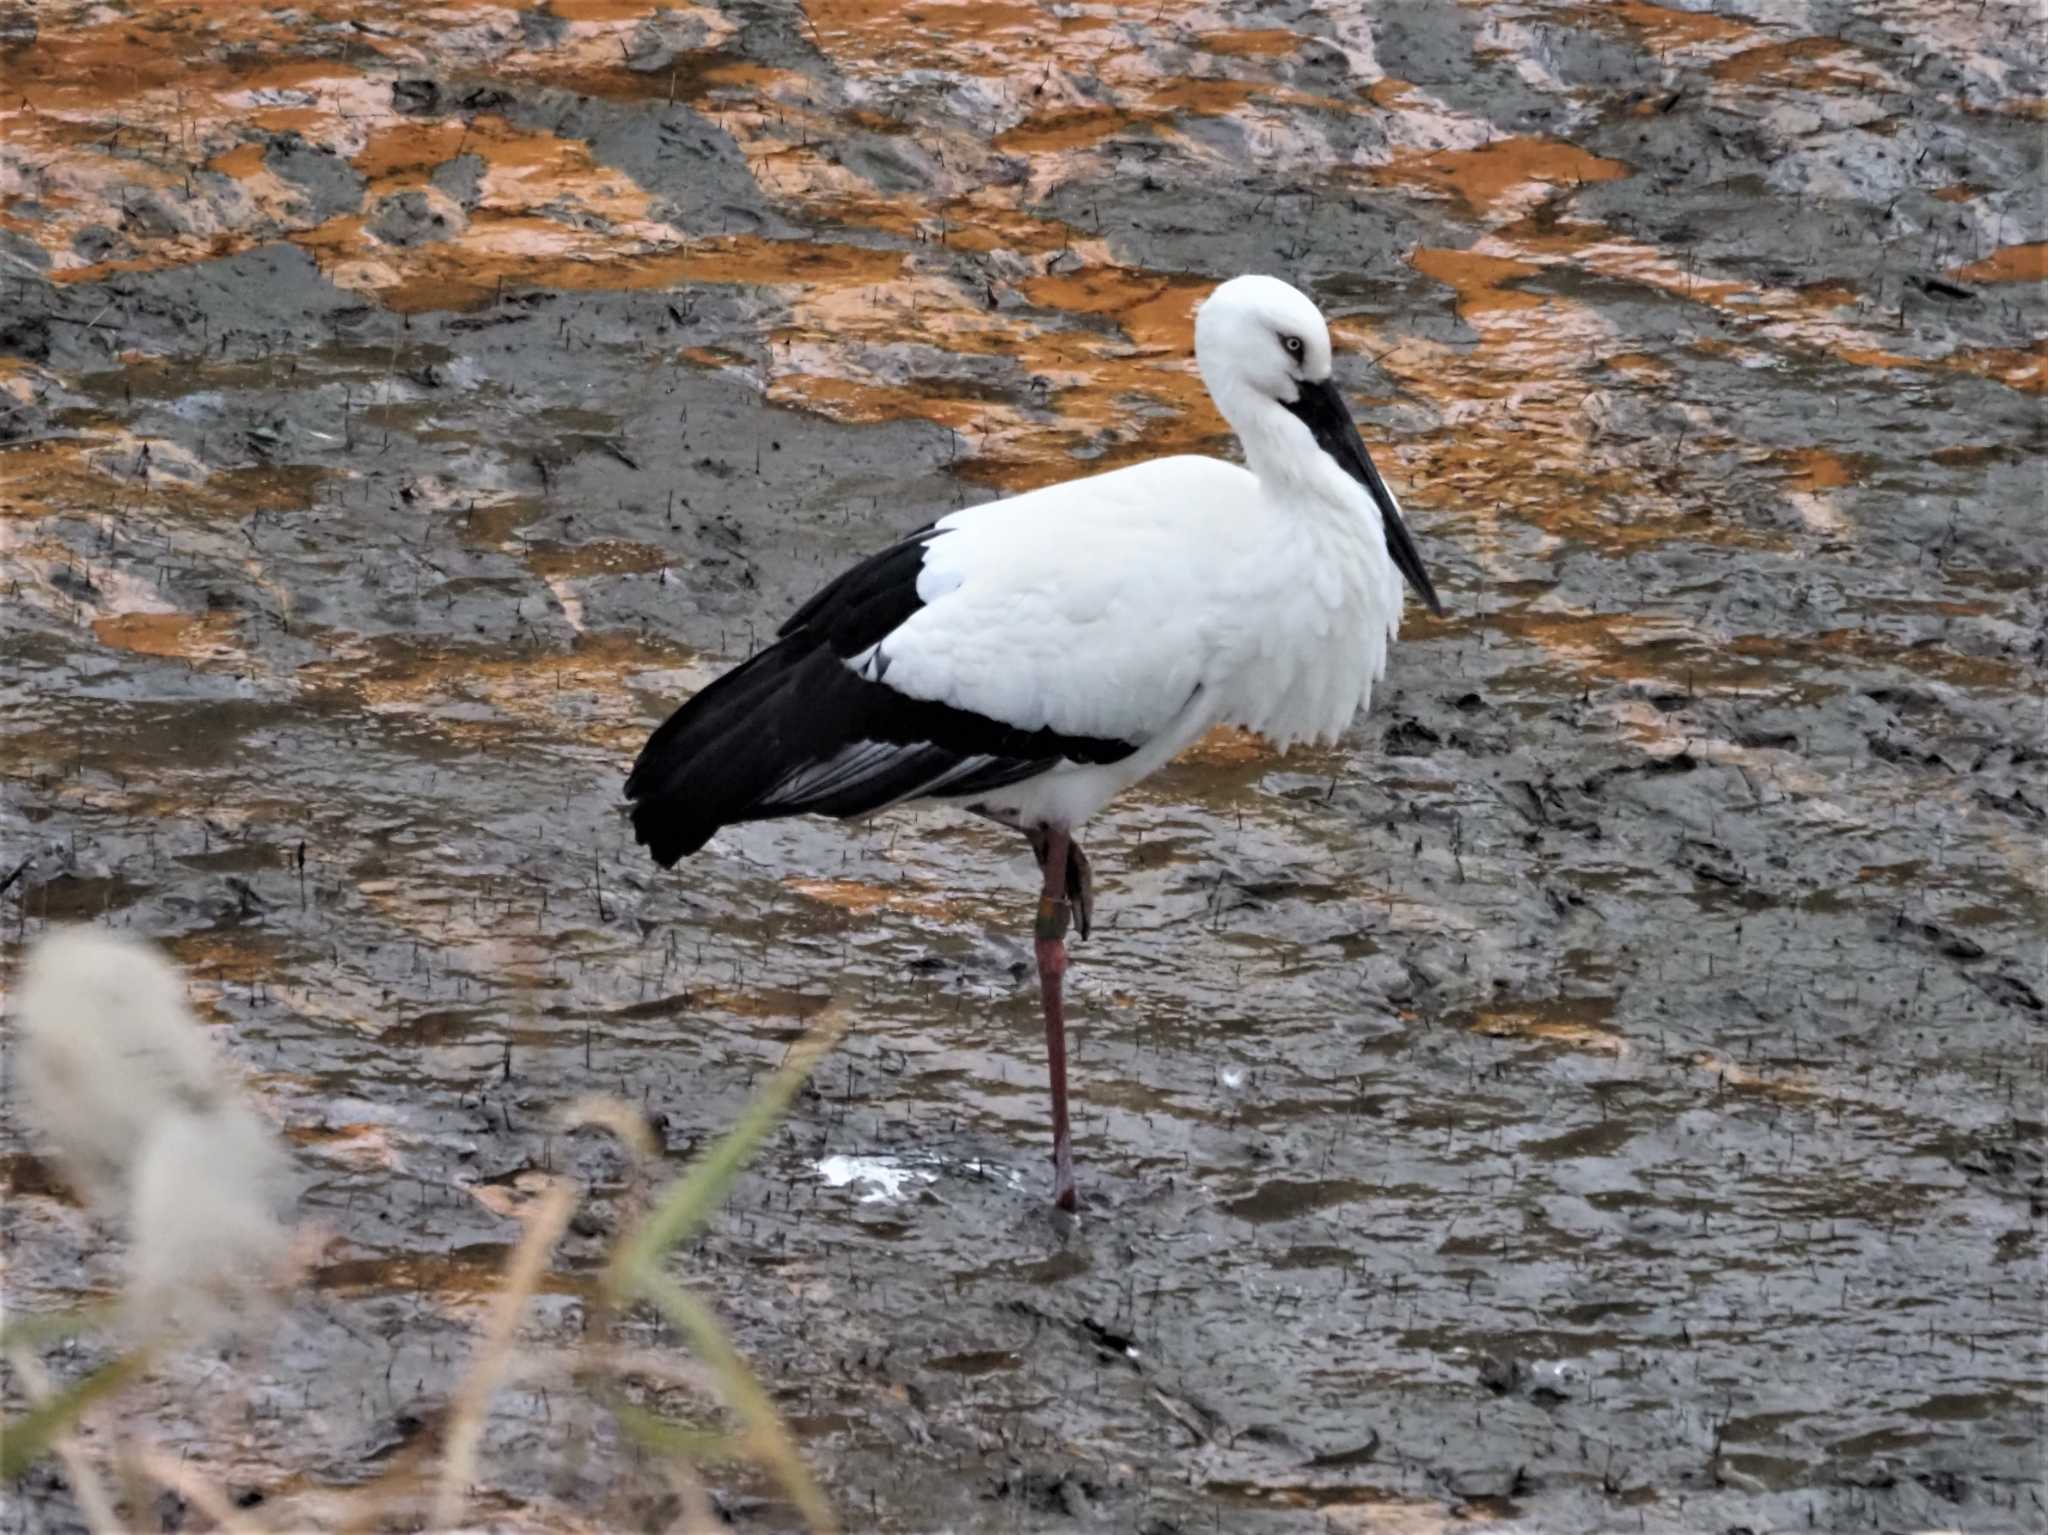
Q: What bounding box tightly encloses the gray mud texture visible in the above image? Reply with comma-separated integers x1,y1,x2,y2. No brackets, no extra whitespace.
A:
3,0,2045,1531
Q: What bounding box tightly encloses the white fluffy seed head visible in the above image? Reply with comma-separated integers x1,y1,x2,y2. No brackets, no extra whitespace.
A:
13,926,291,1338
127,1107,292,1337
14,926,236,1206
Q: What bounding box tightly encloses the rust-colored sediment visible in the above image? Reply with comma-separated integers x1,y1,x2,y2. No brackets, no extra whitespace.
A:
1780,448,1859,493
297,631,694,752
1713,36,1886,91
1177,726,1281,767
1470,998,1627,1055
1198,28,1300,59
1372,138,1630,214
1408,247,1548,313
784,877,969,924
1607,0,1757,53
91,610,244,661
1952,242,2048,285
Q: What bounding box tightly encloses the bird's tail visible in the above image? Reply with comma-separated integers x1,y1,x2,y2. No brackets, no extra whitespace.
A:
624,638,818,866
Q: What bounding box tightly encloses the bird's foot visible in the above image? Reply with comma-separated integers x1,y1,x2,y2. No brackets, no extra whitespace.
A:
1051,1156,1078,1212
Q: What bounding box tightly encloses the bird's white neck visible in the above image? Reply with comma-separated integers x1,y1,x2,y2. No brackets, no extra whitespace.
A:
1209,373,1374,523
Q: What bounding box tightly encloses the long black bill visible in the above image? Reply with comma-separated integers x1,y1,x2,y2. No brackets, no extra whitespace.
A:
1283,377,1444,617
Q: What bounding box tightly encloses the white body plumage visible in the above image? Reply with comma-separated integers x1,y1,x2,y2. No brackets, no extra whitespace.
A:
854,448,1407,831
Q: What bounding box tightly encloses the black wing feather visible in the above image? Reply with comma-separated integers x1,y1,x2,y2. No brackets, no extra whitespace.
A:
626,525,1140,866
778,527,940,651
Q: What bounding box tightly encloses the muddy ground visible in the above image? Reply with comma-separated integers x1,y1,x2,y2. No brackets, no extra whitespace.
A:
3,0,2045,1530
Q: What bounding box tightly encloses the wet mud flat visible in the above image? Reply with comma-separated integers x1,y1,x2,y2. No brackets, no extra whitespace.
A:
2,0,2045,1530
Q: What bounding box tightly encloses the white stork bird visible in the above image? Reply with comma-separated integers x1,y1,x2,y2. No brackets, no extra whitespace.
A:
627,274,1443,1210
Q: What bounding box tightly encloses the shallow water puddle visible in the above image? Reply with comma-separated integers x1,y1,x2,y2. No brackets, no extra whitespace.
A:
814,1153,936,1204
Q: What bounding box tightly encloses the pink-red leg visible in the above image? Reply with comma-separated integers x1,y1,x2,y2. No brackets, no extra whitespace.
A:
1033,826,1079,1210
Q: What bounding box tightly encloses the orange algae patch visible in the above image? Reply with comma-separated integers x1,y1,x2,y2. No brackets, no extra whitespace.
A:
1607,0,1757,52
298,630,693,751
547,0,701,20
1178,726,1279,767
677,344,755,373
1781,448,1858,493
1833,344,1925,372
0,431,329,523
0,9,399,274
1951,242,2048,285
1713,36,1885,91
351,120,478,184
696,59,815,97
3,5,743,278
1372,138,1629,215
1199,28,1300,58
785,877,967,923
1603,352,1675,382
1409,247,1547,313
801,0,1068,73
167,930,295,991
990,267,1225,478
766,373,991,430
1,17,352,115
92,610,243,662
1497,220,1748,307
1790,280,1859,310
1930,443,2009,468
996,107,1153,155
1730,628,2028,694
1487,608,1759,689
929,199,1095,257
1693,1053,1820,1099
1018,267,1209,356
1471,998,1626,1055
1147,77,1267,115
207,142,270,179
1942,342,2048,395
1825,337,2046,395
996,77,1265,155
287,1122,403,1171
757,263,1227,487
315,1250,592,1301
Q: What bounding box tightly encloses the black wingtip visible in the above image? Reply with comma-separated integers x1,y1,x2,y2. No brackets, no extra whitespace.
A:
626,788,712,867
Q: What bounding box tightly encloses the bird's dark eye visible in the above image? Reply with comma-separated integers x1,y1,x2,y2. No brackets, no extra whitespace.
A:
1281,334,1304,359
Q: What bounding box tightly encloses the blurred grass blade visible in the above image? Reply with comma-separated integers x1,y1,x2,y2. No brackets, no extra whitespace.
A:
130,1448,267,1535
0,1349,151,1481
609,1397,739,1461
0,1301,122,1355
431,1179,579,1530
609,1007,845,1287
603,1006,847,1534
633,1271,838,1534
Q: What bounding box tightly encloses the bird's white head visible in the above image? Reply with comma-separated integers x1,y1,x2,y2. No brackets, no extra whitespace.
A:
1193,274,1442,617
1195,274,1336,405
